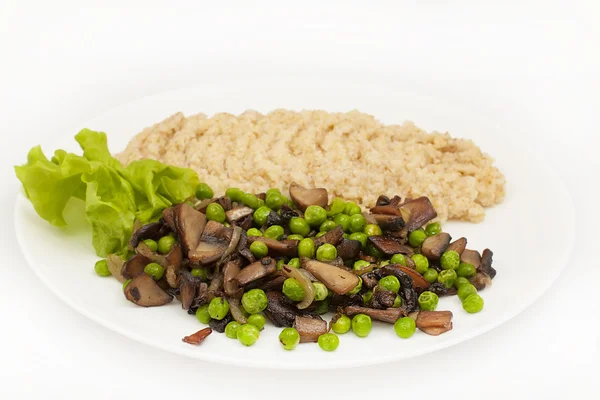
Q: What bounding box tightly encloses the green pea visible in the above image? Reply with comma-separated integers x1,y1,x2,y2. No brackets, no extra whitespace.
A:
266,192,286,210
379,260,390,267
191,267,209,279
315,231,327,238
276,258,286,270
418,291,439,311
457,262,476,278
318,333,340,352
315,299,330,314
440,250,460,270
142,239,158,252
223,222,231,227
206,203,226,223
378,276,400,293
319,220,338,232
393,295,402,308
312,282,329,301
316,243,337,262
282,278,305,301
353,260,371,271
241,288,268,314
157,235,176,255
298,238,316,258
348,277,363,295
344,201,362,216
241,193,263,210
94,259,111,277
327,197,346,216
348,214,366,233
331,314,352,334
408,229,427,247
122,279,131,292
265,188,281,198
144,262,165,280
390,253,407,266
438,269,457,289
351,313,372,338
455,277,471,289
366,243,384,258
196,183,214,200
208,297,230,320
246,227,263,237
362,290,373,304
225,187,244,202
463,293,484,313
333,213,350,232
343,233,349,239
286,234,304,241
458,283,478,302
304,205,328,227
247,314,266,330
225,321,241,339
348,232,368,248
195,304,211,324
425,222,442,236
288,257,301,268
279,327,300,350
249,241,269,258
394,317,416,339
237,323,260,346
411,254,429,274
253,206,272,227
264,225,284,240
363,224,383,236
289,217,310,236
423,268,439,283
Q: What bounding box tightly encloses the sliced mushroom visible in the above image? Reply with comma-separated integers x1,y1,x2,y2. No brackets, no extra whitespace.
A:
288,182,328,211
398,197,438,233
226,206,254,224
122,253,151,280
361,272,379,289
189,221,233,265
479,249,496,279
235,214,254,231
179,270,199,310
209,314,233,333
124,274,173,307
461,249,481,269
245,271,286,292
446,237,467,255
421,233,451,260
330,293,364,308
370,204,402,216
368,235,413,256
161,207,177,231
427,282,458,297
234,257,277,286
370,287,397,309
174,203,207,255
301,258,360,295
236,230,255,263
375,195,391,206
128,221,170,250
416,310,453,336
182,327,212,345
336,238,362,261
217,196,232,211
191,282,209,309
470,272,492,290
207,271,224,300
223,258,243,297
264,291,303,327
246,236,299,257
107,254,127,283
313,225,344,247
344,305,404,324
136,241,183,289
293,315,328,343
371,214,405,232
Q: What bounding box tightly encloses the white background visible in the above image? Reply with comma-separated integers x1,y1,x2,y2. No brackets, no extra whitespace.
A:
0,1,598,399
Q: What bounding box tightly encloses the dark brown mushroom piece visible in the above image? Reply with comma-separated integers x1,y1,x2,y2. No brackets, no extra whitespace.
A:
189,221,234,265
122,253,151,280
190,282,209,310
244,270,285,291
344,306,404,324
368,235,413,257
446,237,467,255
234,257,277,286
325,257,345,268
225,206,254,225
278,205,300,224
370,204,402,216
374,265,420,312
461,249,481,269
264,291,303,327
209,313,233,333
128,221,170,250
371,214,405,232
161,207,177,231
301,258,359,295
416,310,453,336
427,282,458,297
236,230,255,263
479,249,496,279
361,272,379,289
173,203,207,256
313,225,344,247
398,196,438,233
420,232,451,260
136,241,183,289
235,214,254,231
293,315,328,343
470,272,492,291
330,293,364,308
182,327,212,345
179,270,201,310
217,196,232,211
288,182,328,212
124,274,173,307
264,211,285,227
370,287,397,309
336,238,362,261
223,258,243,297
375,195,391,206
246,236,299,257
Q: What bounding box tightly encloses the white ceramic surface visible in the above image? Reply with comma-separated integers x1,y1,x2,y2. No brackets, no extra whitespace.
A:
14,79,575,369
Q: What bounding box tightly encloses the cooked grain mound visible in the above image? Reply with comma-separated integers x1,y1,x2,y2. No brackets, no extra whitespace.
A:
117,110,505,222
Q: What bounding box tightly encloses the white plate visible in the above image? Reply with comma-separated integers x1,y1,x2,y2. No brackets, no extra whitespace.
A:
14,78,575,369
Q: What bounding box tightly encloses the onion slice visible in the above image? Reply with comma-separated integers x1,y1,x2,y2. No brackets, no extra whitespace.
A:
282,266,315,310
218,226,242,266
228,297,248,324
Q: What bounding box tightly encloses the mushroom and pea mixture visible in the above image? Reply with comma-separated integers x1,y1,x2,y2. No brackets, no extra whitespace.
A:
99,182,495,351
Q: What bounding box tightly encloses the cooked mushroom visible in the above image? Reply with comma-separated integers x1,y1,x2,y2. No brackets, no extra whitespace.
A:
124,274,173,307
479,249,496,279
370,287,397,309
246,236,299,257
371,214,405,232
236,230,255,263
161,207,177,231
344,306,404,324
461,249,481,269
264,291,303,327
264,210,285,228
207,271,224,300
190,282,209,309
223,258,243,297
470,272,492,290
446,237,467,255
179,270,200,310
375,265,420,312
217,196,232,211
361,272,379,289
336,238,362,261
107,254,127,283
398,197,438,233
235,214,254,231
234,257,277,286
370,204,402,216
189,221,234,265
225,206,254,224
209,314,233,333
128,221,170,250
182,327,212,345
420,233,451,260
330,293,363,308
367,235,413,256
173,203,207,256
416,310,453,336
301,258,360,295
313,225,344,247
375,195,391,206
122,253,151,280
136,241,183,288
293,315,328,343
288,182,328,211
427,282,458,297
